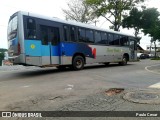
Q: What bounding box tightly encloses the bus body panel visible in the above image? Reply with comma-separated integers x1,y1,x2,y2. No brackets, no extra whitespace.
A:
26,56,41,66
60,42,130,65
8,11,137,67
24,40,60,66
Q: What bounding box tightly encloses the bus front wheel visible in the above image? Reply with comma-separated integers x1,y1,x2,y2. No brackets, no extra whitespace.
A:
119,56,127,66
72,56,84,70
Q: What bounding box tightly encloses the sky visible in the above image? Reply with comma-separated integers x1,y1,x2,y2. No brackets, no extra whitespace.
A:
0,0,160,50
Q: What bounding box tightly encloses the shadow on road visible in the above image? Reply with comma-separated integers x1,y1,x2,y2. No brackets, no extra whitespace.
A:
0,63,134,81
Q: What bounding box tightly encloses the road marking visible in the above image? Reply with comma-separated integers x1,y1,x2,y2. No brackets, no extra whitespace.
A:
149,82,160,89
65,84,74,91
146,64,160,89
145,64,160,75
21,85,31,88
67,84,74,88
94,75,106,79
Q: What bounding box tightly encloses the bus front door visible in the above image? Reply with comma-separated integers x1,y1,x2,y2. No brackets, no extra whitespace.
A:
129,39,137,61
40,25,60,66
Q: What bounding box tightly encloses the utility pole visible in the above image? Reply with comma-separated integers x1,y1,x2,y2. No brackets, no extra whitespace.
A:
94,20,99,26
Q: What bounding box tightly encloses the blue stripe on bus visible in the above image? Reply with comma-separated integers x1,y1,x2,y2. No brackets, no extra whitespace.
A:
24,40,94,58
51,45,60,56
60,42,94,58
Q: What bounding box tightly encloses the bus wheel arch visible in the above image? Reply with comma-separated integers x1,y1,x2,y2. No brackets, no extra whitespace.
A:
72,53,85,70
123,53,129,61
119,53,129,65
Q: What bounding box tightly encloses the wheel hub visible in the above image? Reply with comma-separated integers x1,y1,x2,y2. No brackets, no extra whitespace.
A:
76,60,82,68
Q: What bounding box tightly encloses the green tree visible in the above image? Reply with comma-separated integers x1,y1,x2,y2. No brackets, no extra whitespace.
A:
0,49,7,66
0,48,7,53
141,8,160,37
85,0,145,31
122,8,142,39
0,52,4,66
62,0,97,23
122,8,160,47
141,8,160,57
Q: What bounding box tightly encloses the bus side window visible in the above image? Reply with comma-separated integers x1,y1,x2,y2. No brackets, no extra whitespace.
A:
78,28,86,42
63,26,69,41
124,37,129,46
95,31,101,44
120,36,129,46
101,32,108,44
70,26,76,42
27,18,36,39
86,29,94,43
108,33,113,45
40,25,48,45
113,34,120,45
119,36,123,46
50,27,60,45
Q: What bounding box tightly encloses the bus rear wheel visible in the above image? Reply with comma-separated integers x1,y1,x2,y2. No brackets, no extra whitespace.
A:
119,56,127,66
72,56,84,70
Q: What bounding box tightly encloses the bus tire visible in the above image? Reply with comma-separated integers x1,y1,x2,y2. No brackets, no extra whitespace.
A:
104,62,110,66
56,66,66,70
72,56,84,70
119,55,127,66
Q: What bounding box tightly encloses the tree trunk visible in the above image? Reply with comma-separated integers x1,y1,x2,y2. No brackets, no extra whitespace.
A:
114,25,119,31
149,42,152,54
154,41,157,58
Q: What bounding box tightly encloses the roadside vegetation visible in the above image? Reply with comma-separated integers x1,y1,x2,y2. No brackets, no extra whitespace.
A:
151,57,160,60
0,48,7,66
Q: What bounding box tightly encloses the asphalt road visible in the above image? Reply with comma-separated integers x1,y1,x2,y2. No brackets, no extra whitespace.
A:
0,59,160,120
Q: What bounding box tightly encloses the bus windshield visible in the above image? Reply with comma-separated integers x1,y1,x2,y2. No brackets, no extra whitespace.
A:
7,16,18,40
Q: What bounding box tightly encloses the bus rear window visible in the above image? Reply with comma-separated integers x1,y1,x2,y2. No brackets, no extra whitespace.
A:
7,16,18,40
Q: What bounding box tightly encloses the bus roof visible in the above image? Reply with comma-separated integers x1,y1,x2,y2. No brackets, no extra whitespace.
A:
18,11,135,38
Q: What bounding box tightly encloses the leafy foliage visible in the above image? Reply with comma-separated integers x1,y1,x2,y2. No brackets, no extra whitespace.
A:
0,48,7,53
117,6,160,58
141,8,160,40
62,0,97,23
0,53,4,66
0,48,7,66
85,0,146,31
122,8,142,37
122,8,160,45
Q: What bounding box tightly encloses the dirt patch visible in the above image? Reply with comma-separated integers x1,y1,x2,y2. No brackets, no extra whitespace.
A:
105,88,124,96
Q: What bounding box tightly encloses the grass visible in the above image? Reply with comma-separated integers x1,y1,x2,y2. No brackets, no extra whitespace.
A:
151,57,160,60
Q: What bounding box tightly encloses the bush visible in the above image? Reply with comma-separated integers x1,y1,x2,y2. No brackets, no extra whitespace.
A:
151,57,160,60
0,53,4,66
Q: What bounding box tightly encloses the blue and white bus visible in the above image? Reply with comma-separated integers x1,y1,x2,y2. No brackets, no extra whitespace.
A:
7,11,137,70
